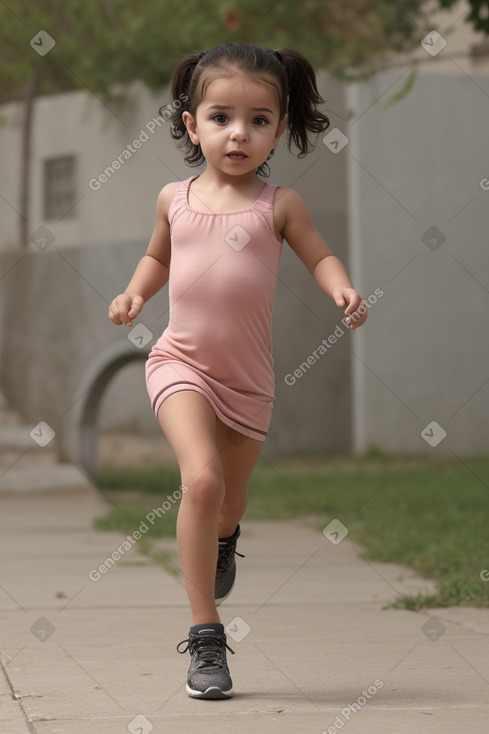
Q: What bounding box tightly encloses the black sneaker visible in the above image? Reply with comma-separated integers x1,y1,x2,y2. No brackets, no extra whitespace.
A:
177,623,235,699
215,524,244,606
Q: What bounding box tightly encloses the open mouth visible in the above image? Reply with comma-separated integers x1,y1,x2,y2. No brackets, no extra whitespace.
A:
227,152,248,160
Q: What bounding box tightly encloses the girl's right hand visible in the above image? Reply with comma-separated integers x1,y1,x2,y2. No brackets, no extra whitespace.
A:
108,293,144,326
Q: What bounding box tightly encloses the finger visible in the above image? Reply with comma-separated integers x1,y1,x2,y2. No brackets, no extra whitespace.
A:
111,307,126,325
347,298,364,316
345,310,358,327
350,311,367,328
345,299,359,316
128,296,144,319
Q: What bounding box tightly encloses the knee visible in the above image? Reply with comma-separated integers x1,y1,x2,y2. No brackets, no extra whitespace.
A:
182,464,224,511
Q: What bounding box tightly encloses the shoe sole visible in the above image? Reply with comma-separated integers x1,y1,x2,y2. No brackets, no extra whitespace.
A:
215,580,235,607
187,684,234,699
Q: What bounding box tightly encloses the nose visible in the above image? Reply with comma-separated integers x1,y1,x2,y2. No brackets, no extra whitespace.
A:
230,121,249,142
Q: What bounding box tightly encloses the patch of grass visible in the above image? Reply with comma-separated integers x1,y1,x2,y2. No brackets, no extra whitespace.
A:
93,495,178,537
96,465,182,495
94,454,489,609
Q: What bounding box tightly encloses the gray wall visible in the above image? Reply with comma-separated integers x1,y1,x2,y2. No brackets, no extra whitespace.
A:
346,68,489,455
0,75,352,464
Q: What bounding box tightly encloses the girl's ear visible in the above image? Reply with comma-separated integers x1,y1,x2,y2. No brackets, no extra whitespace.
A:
182,111,199,144
273,117,288,147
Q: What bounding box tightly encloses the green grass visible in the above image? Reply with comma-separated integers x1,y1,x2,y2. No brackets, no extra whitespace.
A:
94,453,489,610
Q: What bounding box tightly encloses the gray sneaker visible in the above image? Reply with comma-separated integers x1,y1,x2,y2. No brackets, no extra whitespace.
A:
215,524,244,606
177,623,235,699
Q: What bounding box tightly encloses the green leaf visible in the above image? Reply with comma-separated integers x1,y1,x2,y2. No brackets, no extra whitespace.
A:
382,64,419,109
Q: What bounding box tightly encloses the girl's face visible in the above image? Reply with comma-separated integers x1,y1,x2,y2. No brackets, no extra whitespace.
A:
182,72,287,177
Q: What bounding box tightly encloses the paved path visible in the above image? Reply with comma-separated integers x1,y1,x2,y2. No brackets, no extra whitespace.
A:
1,484,488,733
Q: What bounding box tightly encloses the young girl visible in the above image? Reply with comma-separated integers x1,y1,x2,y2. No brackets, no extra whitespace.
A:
108,41,367,700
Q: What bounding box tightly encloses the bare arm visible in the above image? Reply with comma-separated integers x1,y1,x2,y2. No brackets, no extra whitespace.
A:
279,188,367,329
108,183,175,326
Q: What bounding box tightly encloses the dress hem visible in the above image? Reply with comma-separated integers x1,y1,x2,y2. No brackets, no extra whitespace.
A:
152,382,269,443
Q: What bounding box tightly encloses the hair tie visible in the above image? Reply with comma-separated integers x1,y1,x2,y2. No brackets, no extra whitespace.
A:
198,50,207,60
272,49,284,64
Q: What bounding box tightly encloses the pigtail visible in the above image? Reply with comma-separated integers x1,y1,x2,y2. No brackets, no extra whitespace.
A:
164,52,204,167
161,42,330,175
278,47,330,157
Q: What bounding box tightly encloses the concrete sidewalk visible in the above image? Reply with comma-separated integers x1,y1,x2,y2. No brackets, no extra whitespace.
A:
1,484,488,734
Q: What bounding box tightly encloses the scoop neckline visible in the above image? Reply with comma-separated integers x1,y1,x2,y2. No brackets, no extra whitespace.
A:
185,175,268,215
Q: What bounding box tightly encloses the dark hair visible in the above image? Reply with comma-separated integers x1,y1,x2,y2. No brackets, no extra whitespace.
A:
162,42,330,178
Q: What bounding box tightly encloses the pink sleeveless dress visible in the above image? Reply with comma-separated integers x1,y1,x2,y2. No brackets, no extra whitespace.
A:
145,175,283,441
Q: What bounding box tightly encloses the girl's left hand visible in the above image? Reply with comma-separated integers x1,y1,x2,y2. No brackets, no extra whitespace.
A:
333,287,367,330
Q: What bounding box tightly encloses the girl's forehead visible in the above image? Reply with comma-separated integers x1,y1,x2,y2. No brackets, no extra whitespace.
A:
199,73,280,109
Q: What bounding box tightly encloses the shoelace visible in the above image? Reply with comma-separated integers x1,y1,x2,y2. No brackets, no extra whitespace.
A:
217,540,245,569
177,634,235,664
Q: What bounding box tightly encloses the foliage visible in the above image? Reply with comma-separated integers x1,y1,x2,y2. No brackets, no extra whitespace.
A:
0,0,486,104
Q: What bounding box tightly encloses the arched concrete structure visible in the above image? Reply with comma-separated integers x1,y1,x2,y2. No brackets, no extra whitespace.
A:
62,340,150,475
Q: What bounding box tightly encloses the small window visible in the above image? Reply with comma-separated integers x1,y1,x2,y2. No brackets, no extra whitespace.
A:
44,156,76,220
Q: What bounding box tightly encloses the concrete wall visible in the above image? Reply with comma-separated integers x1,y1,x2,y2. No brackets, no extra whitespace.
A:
346,66,489,456
0,75,352,465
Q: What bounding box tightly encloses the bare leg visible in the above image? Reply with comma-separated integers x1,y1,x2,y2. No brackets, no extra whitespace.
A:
215,424,262,539
157,391,223,626
157,391,263,625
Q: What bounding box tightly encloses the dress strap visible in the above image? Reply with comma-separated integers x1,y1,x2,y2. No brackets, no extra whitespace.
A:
255,182,278,208
169,176,196,229
253,183,281,244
